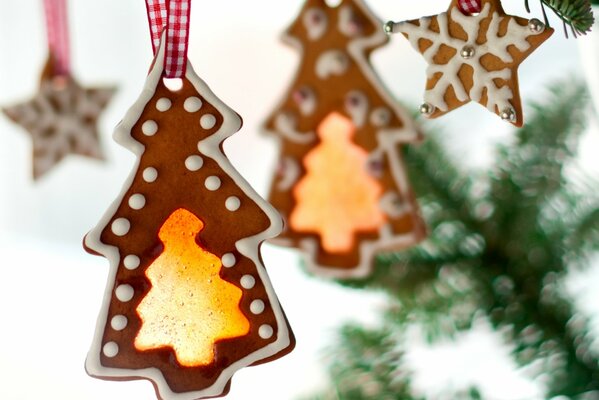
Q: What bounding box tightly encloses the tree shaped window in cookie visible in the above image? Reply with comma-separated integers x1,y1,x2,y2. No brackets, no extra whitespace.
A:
290,112,386,253
135,208,250,367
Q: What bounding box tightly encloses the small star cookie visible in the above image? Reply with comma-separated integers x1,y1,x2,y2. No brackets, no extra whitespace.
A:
2,58,115,179
385,0,553,126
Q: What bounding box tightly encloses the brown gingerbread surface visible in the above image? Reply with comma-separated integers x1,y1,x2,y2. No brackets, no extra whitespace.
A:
265,0,426,278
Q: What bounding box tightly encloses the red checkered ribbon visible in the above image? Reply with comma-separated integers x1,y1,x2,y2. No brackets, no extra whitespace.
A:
145,0,191,78
458,0,482,15
43,0,70,76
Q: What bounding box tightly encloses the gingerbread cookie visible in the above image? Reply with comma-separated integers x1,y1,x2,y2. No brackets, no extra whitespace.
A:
84,34,294,399
2,56,114,179
385,0,554,127
264,0,426,279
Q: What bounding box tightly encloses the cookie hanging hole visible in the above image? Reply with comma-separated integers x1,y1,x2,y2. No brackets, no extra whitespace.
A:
324,0,342,8
163,78,183,92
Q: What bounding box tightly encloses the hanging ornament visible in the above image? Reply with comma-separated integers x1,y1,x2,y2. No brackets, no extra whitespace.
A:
83,1,294,399
264,0,427,279
384,0,554,127
2,0,115,180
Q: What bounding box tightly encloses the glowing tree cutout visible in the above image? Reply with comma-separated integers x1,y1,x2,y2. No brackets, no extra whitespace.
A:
135,208,250,367
290,113,386,253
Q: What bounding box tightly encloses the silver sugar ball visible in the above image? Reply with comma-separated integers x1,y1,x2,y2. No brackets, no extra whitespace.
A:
460,45,476,60
419,103,436,117
528,18,545,34
384,21,395,35
500,107,517,123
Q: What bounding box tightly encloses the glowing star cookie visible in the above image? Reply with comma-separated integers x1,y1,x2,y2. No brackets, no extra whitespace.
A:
264,0,426,279
2,57,114,179
83,36,294,399
385,0,554,127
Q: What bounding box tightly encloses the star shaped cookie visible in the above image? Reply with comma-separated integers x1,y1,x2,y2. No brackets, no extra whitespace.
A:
3,58,115,179
385,0,553,126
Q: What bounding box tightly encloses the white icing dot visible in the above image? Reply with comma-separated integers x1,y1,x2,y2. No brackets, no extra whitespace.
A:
156,98,172,112
143,167,158,183
241,275,256,289
142,120,158,136
124,255,140,270
111,218,130,236
250,300,265,315
225,196,241,211
111,315,128,331
200,114,217,130
184,96,203,113
128,194,146,210
205,176,221,191
103,342,119,358
259,324,274,339
115,284,134,302
185,155,204,171
222,253,236,268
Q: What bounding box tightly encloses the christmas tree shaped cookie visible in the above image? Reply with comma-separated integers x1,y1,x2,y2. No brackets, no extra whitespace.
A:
84,36,294,399
265,0,426,279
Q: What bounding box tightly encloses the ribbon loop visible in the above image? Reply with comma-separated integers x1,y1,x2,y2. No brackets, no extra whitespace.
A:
43,0,71,76
458,0,482,15
145,0,191,78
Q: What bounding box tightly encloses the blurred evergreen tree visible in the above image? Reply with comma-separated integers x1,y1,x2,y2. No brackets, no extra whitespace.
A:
309,80,599,399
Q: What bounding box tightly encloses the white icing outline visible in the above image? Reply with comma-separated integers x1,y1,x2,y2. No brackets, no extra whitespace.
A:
266,0,424,279
84,32,290,400
276,157,301,191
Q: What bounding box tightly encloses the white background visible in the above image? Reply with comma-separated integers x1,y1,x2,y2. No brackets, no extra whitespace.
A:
0,1,598,399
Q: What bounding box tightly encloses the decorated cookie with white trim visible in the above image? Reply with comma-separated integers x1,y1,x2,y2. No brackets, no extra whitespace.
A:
264,0,426,279
83,36,294,399
385,0,554,127
2,55,114,180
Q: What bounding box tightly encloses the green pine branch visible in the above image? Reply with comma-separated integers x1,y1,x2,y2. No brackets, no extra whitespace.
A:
537,0,596,36
313,79,599,398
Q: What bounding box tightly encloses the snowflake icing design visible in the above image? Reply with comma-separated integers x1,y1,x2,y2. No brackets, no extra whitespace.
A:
394,3,551,122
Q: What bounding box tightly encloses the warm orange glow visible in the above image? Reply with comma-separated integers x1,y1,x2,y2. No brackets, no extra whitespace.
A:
290,112,386,253
135,208,250,367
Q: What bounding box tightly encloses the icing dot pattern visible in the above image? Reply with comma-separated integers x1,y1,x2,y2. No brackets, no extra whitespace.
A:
129,194,146,210
205,176,221,191
111,315,128,331
156,98,172,112
259,325,274,339
226,196,241,211
185,155,204,171
124,255,140,270
115,284,134,302
103,342,119,358
222,253,236,268
112,218,131,236
200,114,217,130
143,167,158,183
142,120,158,136
95,79,285,381
241,275,256,289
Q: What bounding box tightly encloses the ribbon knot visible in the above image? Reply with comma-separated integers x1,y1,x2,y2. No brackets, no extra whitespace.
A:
145,0,191,78
458,0,482,15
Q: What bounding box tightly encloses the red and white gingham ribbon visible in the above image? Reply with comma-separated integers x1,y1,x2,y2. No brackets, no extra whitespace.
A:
145,0,191,78
458,0,482,15
43,0,70,76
